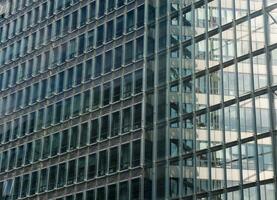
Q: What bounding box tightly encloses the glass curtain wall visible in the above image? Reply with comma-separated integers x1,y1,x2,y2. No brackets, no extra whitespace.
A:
144,0,277,199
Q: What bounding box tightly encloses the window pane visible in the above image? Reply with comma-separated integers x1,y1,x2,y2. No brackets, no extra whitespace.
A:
132,140,141,167
98,150,107,176
77,156,86,182
122,107,131,133
121,143,130,170
87,154,96,179
88,119,98,144
111,111,120,136
67,159,76,185
113,78,121,102
109,147,118,173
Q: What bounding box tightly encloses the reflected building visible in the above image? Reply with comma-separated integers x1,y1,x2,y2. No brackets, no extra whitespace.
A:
0,0,277,200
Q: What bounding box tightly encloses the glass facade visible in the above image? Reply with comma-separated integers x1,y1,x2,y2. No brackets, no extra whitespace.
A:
0,0,276,199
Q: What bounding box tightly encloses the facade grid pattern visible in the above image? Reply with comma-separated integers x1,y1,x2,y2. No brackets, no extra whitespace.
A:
0,0,277,200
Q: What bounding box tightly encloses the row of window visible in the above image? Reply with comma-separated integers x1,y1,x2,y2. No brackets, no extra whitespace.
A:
0,103,141,165
2,0,81,42
0,30,143,92
6,0,140,21
55,177,140,200
0,93,142,143
0,3,144,68
3,0,142,42
0,125,141,175
0,144,140,199
4,0,36,18
0,58,143,117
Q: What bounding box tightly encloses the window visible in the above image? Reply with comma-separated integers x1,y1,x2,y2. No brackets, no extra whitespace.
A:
98,150,107,176
119,181,129,200
70,126,79,150
108,184,117,200
136,36,144,59
123,74,132,98
80,6,87,26
116,15,124,37
55,101,62,124
133,104,142,129
57,0,63,11
92,86,100,109
33,139,41,162
84,59,93,81
75,64,83,86
90,119,99,143
39,168,48,192
73,94,81,117
87,154,96,179
64,97,72,120
48,75,56,97
71,11,78,30
97,187,106,200
63,15,70,34
117,0,124,8
31,82,39,103
108,0,115,12
12,177,21,199
30,171,38,195
45,105,53,127
135,69,143,93
77,156,86,182
8,148,16,170
82,90,91,113
13,118,20,139
106,20,114,42
132,140,141,167
16,145,24,167
126,10,135,32
57,162,66,188
51,132,60,156
95,54,102,77
110,111,120,137
98,0,105,17
21,174,30,198
122,108,131,132
42,136,50,159
125,41,133,64
48,165,57,190
69,38,76,59
87,190,95,200
96,25,104,46
104,50,113,73
120,143,130,170
60,43,67,63
24,142,33,165
87,29,94,50
137,5,145,28
103,82,111,106
78,34,85,55
80,122,88,147
131,178,140,200
55,19,62,37
67,159,76,185
57,72,64,93
1,151,8,172
109,147,118,173
60,129,69,154
100,115,109,140
113,78,121,102
89,2,96,20
114,46,123,69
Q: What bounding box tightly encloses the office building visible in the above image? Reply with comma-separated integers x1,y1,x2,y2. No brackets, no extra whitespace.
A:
0,0,276,199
